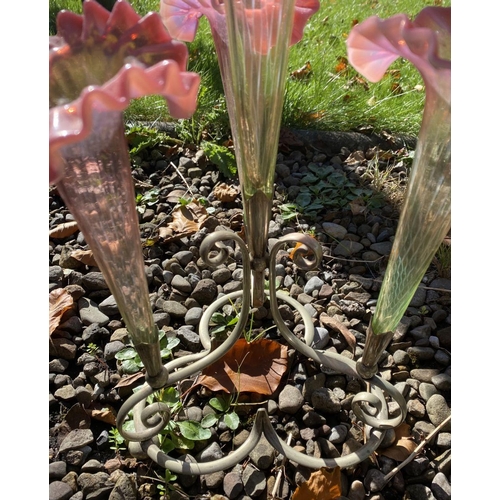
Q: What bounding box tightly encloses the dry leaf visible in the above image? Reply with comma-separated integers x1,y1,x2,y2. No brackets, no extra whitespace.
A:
290,61,312,79
335,56,348,73
49,288,74,335
49,221,79,239
159,200,208,242
379,422,418,461
349,197,367,216
213,183,239,202
198,339,287,395
319,313,357,351
291,467,342,500
70,249,98,267
90,405,117,425
114,371,145,389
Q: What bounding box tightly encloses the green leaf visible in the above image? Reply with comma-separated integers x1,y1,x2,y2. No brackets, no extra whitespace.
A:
119,359,142,374
176,421,212,441
160,437,176,454
169,432,195,450
295,192,312,207
201,413,219,428
209,396,228,412
224,412,240,430
309,163,335,179
201,141,237,178
115,347,139,361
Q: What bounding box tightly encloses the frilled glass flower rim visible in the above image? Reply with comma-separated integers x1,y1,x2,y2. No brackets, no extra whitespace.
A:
159,0,320,48
346,6,450,103
49,0,200,184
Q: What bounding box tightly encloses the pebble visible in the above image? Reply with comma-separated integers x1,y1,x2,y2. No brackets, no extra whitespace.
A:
78,297,110,326
49,481,74,500
279,384,304,414
242,465,266,497
426,394,451,430
431,472,451,500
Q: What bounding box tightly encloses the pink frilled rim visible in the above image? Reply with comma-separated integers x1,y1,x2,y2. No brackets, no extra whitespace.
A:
346,6,450,104
160,0,320,50
49,0,201,184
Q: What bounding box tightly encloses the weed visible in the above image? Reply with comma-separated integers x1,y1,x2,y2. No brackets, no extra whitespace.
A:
115,330,180,374
201,394,240,431
109,427,127,455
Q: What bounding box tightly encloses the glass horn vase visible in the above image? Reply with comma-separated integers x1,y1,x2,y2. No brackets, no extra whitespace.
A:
55,109,168,386
222,0,297,307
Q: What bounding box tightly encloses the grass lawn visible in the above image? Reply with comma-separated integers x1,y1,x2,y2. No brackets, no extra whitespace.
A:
49,0,451,140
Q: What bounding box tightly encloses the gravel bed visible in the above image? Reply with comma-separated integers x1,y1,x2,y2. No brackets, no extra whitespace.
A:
49,131,451,500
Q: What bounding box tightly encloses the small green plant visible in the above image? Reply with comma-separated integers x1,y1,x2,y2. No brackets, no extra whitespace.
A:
121,386,212,454
135,187,161,215
156,469,181,499
86,342,99,356
109,427,126,455
115,330,180,374
200,394,240,431
280,164,385,222
201,140,237,179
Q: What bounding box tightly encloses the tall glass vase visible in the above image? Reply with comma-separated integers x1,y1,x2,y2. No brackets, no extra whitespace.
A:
222,0,297,306
55,109,165,379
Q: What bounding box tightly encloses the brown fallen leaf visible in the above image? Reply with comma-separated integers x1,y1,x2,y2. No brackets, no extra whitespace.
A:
90,405,117,425
159,200,208,242
290,61,312,79
349,197,367,216
379,422,418,461
49,288,74,335
319,313,357,351
198,339,288,396
213,183,239,202
291,467,342,500
49,221,79,239
114,371,145,389
70,249,98,267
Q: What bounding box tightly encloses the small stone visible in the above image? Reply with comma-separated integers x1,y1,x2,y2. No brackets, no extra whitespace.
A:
304,276,325,295
405,484,437,500
223,471,244,499
419,382,439,401
334,240,364,257
322,222,347,240
249,435,275,469
426,395,451,430
49,461,67,481
431,472,451,500
242,464,266,497
348,479,366,500
312,327,330,349
54,385,77,402
49,481,73,500
98,295,120,316
363,468,386,492
78,297,110,327
59,429,94,453
191,278,218,305
177,327,201,351
49,358,69,374
109,473,137,500
162,300,188,317
196,442,224,462
328,425,348,444
311,388,341,414
104,341,125,361
185,307,204,325
431,373,451,391
172,250,194,266
407,399,426,418
278,384,304,414
202,471,225,489
171,275,193,293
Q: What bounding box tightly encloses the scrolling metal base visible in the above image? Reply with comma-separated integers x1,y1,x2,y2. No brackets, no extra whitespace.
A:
116,230,407,474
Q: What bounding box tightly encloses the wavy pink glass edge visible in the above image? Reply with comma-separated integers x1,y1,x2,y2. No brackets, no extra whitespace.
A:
160,0,320,48
49,0,201,184
346,6,450,103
